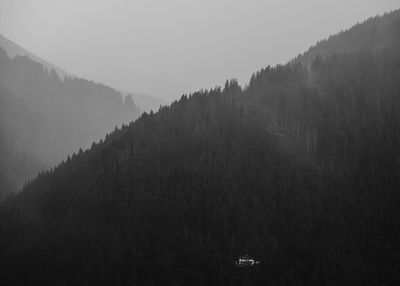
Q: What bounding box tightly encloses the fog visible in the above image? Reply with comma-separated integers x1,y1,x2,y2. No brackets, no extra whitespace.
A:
0,46,140,194
0,0,399,100
1,2,400,283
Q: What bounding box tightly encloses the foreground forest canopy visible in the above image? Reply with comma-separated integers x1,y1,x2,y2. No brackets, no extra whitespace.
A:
1,9,400,285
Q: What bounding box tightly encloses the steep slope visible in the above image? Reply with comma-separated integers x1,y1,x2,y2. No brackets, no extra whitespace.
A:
1,9,400,286
245,50,400,172
249,8,400,171
1,48,400,284
0,46,140,194
0,85,47,198
1,92,324,285
0,34,71,79
123,91,169,113
292,9,400,66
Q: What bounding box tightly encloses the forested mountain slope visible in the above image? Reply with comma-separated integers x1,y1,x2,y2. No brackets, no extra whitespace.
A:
0,34,70,79
246,50,400,172
1,9,400,286
0,46,140,194
0,85,47,198
293,9,400,66
1,91,327,285
1,49,400,284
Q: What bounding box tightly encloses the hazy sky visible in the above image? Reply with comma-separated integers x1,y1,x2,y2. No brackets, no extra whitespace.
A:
0,0,399,100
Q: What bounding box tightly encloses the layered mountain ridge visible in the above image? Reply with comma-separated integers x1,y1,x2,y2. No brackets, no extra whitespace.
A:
1,9,400,285
0,43,141,196
0,34,71,79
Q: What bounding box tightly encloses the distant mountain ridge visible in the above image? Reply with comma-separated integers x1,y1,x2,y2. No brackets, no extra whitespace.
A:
0,34,71,79
122,91,168,113
0,34,167,113
0,43,140,195
1,8,400,285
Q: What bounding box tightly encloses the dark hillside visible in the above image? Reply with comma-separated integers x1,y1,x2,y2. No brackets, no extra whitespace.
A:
1,9,400,286
246,50,400,172
1,92,325,285
293,9,400,66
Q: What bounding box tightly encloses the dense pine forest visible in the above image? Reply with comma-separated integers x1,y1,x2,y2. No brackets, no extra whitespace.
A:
0,9,400,285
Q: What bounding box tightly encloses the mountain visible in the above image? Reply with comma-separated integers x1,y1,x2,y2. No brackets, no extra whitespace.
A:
0,41,141,195
1,9,400,285
0,34,167,116
122,91,169,113
0,34,71,79
1,90,323,285
292,9,400,66
0,85,48,199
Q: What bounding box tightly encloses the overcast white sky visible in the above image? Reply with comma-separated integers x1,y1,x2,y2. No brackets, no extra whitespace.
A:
0,0,399,100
